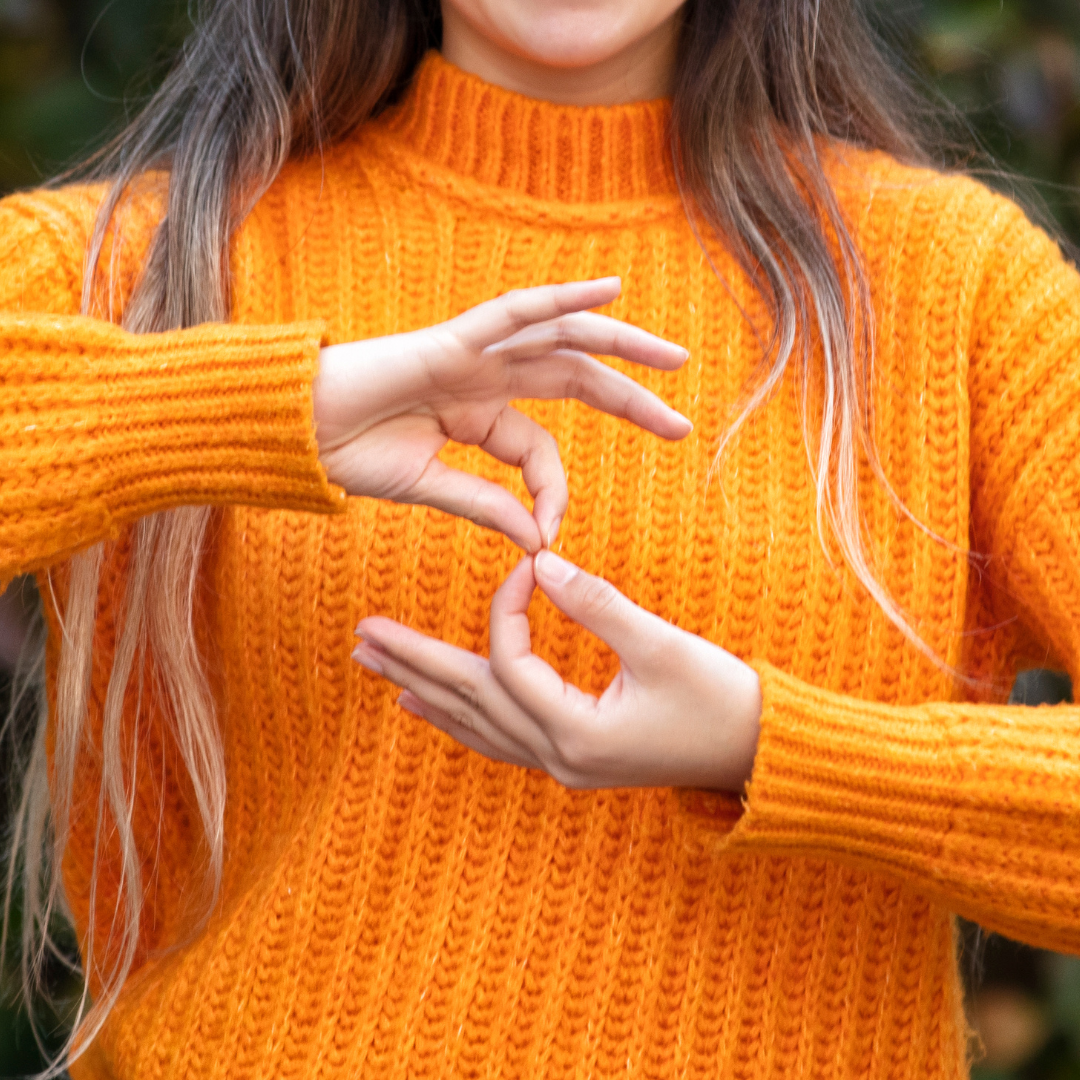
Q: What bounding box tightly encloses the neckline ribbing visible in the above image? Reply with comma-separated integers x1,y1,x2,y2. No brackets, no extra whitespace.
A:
374,51,679,204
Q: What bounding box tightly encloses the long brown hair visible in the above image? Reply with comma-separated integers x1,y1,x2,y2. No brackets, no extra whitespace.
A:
4,0,937,1072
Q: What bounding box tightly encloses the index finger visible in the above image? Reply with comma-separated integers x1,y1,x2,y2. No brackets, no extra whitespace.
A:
477,407,568,550
487,556,599,725
449,278,622,350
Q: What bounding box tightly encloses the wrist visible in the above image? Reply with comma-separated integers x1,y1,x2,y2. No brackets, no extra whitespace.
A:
311,341,355,454
700,650,761,794
729,660,762,791
314,332,431,457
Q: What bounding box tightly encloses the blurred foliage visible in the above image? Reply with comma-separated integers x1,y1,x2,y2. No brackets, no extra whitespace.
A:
960,928,1080,1080
0,670,81,1078
0,0,186,192
880,0,1080,244
2,0,1080,1077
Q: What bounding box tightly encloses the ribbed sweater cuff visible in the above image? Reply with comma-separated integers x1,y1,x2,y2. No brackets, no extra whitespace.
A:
91,319,346,518
717,660,962,868
676,660,1080,950
682,661,1039,869
682,657,1074,889
1,316,346,579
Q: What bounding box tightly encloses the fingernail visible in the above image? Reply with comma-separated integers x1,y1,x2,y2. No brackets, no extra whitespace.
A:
397,690,420,713
546,516,563,548
355,624,384,648
352,645,384,675
535,549,578,586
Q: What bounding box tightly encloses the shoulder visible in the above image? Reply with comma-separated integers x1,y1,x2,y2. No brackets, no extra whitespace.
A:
0,178,166,317
0,183,107,314
827,145,1009,226
824,146,1079,355
826,145,1066,279
0,178,165,261
1,182,106,245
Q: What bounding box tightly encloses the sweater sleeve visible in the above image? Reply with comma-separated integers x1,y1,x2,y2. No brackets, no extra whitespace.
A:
682,192,1080,957
0,189,346,586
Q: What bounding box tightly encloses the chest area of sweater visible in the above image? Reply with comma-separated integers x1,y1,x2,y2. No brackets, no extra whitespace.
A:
224,182,972,704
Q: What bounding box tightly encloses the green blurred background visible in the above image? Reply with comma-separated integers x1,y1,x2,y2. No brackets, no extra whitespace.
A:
2,0,1080,1076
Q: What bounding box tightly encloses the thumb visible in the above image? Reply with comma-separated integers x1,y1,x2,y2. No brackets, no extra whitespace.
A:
533,550,663,666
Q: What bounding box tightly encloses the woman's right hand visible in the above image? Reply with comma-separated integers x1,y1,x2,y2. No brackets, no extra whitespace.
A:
312,277,691,552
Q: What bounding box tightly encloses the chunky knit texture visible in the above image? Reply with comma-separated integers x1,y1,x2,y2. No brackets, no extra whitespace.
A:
2,52,1080,1080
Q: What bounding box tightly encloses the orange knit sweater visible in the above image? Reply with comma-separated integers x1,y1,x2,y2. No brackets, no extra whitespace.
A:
3,52,1080,1080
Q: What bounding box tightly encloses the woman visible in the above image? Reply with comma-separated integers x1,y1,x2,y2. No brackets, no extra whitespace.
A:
3,0,1079,1077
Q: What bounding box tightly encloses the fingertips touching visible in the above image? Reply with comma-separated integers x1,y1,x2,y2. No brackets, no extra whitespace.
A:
533,550,653,661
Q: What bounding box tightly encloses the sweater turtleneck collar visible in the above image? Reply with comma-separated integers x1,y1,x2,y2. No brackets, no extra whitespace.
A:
374,50,679,204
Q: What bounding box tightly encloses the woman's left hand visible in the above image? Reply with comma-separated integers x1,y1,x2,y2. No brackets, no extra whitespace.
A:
353,551,763,792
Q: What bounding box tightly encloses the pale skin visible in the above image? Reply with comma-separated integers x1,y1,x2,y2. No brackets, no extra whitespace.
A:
317,0,763,794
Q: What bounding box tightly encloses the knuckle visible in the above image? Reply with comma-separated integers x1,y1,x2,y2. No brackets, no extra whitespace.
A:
564,371,587,402
536,426,560,458
501,288,529,325
452,655,494,712
608,324,625,356
579,577,620,618
553,316,575,354
565,356,598,400
450,676,485,715
465,484,498,526
547,722,607,783
446,705,479,734
487,647,508,682
612,323,635,357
